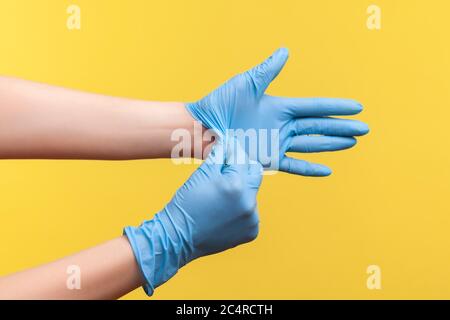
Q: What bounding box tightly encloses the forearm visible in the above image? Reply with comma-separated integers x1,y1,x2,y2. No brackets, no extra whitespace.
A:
0,76,209,160
0,236,143,300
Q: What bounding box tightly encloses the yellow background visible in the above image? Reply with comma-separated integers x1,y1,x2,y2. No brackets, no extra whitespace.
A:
0,0,449,299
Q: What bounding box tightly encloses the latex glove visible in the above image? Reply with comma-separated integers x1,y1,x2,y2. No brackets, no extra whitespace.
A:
186,48,369,176
124,140,262,296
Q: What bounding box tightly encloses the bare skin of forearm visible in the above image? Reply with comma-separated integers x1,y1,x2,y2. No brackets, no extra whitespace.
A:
0,236,143,300
0,76,209,160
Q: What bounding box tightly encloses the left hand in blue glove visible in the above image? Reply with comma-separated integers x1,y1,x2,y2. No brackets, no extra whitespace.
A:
186,48,369,176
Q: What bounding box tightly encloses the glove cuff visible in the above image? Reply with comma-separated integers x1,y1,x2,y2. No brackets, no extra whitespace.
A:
185,102,226,134
124,209,193,296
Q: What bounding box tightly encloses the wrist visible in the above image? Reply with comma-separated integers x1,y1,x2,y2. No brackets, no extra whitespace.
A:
128,100,211,160
174,102,215,160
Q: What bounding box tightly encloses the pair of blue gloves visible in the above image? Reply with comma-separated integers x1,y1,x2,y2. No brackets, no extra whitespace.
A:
125,48,369,295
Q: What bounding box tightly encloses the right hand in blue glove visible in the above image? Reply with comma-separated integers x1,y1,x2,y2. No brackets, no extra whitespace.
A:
124,139,262,296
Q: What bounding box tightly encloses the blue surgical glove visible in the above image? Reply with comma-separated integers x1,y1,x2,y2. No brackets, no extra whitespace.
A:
124,140,262,296
186,48,369,176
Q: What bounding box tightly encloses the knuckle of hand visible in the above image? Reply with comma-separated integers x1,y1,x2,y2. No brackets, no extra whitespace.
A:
246,226,259,242
240,198,256,216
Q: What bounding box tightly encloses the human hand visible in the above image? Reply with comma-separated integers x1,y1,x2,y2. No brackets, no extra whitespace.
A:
124,139,262,295
186,48,369,176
